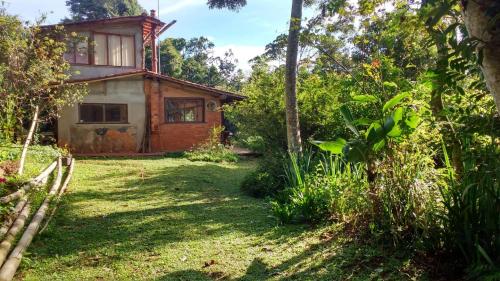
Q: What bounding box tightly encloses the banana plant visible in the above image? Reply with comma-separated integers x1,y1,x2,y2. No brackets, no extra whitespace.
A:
313,92,422,164
313,92,423,215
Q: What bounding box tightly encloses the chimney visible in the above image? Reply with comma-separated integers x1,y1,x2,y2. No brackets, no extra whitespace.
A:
150,9,157,18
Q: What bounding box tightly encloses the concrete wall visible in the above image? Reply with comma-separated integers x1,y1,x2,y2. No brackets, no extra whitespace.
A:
147,79,223,152
66,24,144,81
58,77,146,154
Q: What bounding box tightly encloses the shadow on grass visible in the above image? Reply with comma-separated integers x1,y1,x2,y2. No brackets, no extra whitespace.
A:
31,158,305,257
26,158,430,280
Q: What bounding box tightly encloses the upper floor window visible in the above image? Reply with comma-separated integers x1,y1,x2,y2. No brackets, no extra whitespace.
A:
64,36,89,64
64,32,135,67
94,33,135,67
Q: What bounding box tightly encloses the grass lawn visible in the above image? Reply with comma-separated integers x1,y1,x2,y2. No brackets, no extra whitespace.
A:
17,157,429,281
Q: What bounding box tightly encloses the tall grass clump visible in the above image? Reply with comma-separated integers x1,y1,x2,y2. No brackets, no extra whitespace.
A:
272,150,369,224
374,140,444,248
441,141,499,274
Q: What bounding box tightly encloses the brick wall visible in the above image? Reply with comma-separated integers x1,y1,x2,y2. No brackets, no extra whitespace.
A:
148,79,222,152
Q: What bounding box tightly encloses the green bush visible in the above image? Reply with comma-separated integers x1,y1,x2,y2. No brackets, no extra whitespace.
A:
224,67,351,153
241,152,286,198
0,144,21,162
234,135,266,154
272,152,369,224
374,138,444,247
441,142,500,273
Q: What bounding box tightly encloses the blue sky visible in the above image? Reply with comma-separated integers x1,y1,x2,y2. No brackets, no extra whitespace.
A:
3,0,315,71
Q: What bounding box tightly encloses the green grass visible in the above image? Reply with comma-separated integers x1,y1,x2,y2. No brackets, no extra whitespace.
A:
17,157,431,281
0,144,60,179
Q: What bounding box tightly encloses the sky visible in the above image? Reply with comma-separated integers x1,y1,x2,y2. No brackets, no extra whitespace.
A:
3,0,316,72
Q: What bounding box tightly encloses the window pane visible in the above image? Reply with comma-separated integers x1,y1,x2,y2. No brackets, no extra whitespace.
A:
121,36,134,67
75,40,89,64
165,99,204,123
105,104,127,123
183,100,203,122
64,50,75,63
108,35,122,66
166,100,184,122
94,34,107,65
80,104,103,123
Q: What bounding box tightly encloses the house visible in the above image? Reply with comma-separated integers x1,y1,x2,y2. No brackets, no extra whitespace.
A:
47,10,244,154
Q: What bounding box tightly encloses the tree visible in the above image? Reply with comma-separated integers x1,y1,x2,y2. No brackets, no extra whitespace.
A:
462,0,500,113
208,0,310,153
284,0,304,153
321,0,500,113
207,0,247,10
146,36,242,90
0,10,87,173
65,0,144,21
159,39,183,78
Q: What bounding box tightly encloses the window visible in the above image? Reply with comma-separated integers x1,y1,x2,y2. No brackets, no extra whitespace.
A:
79,104,128,123
93,33,135,67
165,98,204,123
64,36,89,64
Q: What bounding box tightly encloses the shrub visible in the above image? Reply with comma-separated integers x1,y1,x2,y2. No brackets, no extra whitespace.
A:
374,139,444,247
234,135,266,154
441,142,500,272
0,144,20,162
185,126,239,163
241,152,286,198
0,160,19,176
272,152,369,224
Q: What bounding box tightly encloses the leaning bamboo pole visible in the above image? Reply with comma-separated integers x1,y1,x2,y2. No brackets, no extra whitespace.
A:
0,199,28,241
39,158,75,234
0,161,57,204
18,106,39,176
0,158,62,281
0,203,30,267
32,160,59,186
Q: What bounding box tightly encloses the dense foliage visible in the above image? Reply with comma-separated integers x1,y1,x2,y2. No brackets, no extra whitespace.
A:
0,0,498,279
64,0,144,22
225,0,499,278
0,9,87,144
146,37,244,91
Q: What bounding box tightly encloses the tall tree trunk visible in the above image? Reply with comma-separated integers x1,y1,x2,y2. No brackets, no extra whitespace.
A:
463,0,500,113
285,0,303,153
17,106,39,175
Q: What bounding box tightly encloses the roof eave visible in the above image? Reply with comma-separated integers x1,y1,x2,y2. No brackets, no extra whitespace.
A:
63,70,246,101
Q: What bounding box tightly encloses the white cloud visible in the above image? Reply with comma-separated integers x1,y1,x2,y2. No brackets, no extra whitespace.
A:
213,45,265,74
158,0,205,15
